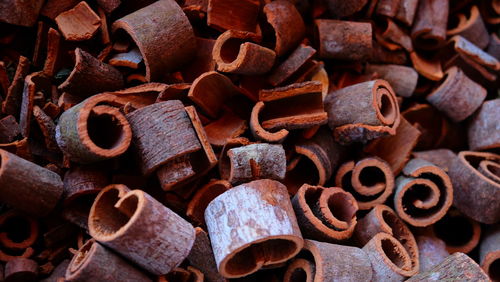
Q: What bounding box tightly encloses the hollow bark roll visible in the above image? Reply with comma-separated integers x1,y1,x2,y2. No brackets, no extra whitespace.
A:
448,151,500,224
292,184,358,242
335,157,394,210
446,6,489,49
213,30,276,75
3,258,38,282
411,0,449,50
220,143,286,185
362,233,414,281
407,253,489,281
426,67,486,123
468,99,500,151
65,239,151,282
354,205,419,276
394,158,453,227
89,184,195,275
315,20,372,61
0,149,63,217
58,48,124,97
480,225,500,281
432,209,481,254
324,79,400,145
186,180,231,227
366,64,418,97
204,179,303,278
112,0,196,81
284,240,373,282
56,94,132,164
0,210,38,250
416,235,449,272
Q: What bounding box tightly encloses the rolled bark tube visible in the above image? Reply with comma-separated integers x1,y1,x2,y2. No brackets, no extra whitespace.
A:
58,48,124,97
468,99,500,151
262,0,305,56
448,151,500,224
204,179,303,278
362,233,413,281
407,252,489,281
411,0,449,50
480,225,500,281
65,239,151,282
249,101,288,143
0,0,44,27
315,20,372,61
326,0,369,17
0,149,63,217
56,93,132,164
395,0,419,26
4,258,38,282
354,205,419,276
432,209,481,254
412,149,458,173
213,30,276,75
366,64,418,97
394,158,453,227
402,104,450,151
89,184,195,275
284,239,373,282
112,0,196,81
416,235,449,272
426,67,486,122
446,6,489,49
0,210,38,250
292,184,358,242
324,79,400,145
186,180,231,227
335,157,394,210
187,228,226,282
221,143,286,185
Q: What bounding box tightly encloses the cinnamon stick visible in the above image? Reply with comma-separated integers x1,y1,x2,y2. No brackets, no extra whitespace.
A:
468,99,500,151
366,64,418,97
407,253,489,281
3,258,38,282
411,0,449,50
446,5,489,49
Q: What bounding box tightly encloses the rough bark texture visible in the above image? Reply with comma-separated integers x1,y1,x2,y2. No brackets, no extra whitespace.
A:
480,225,500,281
268,45,316,87
55,1,101,41
207,0,260,33
0,149,63,217
366,64,418,97
4,258,38,281
407,253,489,281
2,56,30,117
20,72,51,138
468,99,500,151
250,101,289,143
0,0,44,27
395,0,419,26
65,240,151,282
187,228,227,282
0,115,21,143
411,0,449,50
89,184,196,275
112,0,196,81
412,149,458,173
205,179,303,278
417,235,449,273
376,0,401,17
446,5,489,49
326,0,369,17
186,180,231,227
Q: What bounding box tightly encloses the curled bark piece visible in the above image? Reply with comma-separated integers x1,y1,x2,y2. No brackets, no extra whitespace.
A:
411,0,448,50
268,44,316,87
0,116,20,143
56,94,132,164
468,99,500,151
315,20,372,61
426,67,486,122
395,0,419,26
376,0,401,17
250,101,288,143
43,28,62,77
326,0,369,17
402,104,451,151
160,266,204,282
409,52,444,81
366,64,418,97
108,48,142,69
480,225,500,281
220,143,286,185
58,48,124,97
335,157,394,210
432,209,481,254
112,0,196,81
449,151,500,224
394,158,453,227
0,149,63,217
65,239,150,282
377,19,413,52
89,184,195,275
412,149,458,172
362,233,413,281
324,79,400,145
55,1,101,41
205,179,303,278
207,0,259,32
417,235,449,272
204,112,247,147
0,210,38,250
446,6,489,49
97,0,121,13
0,0,44,27
354,205,419,275
213,30,276,75
407,253,489,281
488,33,500,60
186,180,231,226
371,40,408,65
285,239,373,282
262,0,305,56
180,38,216,83
33,105,58,151
20,72,51,138
2,56,30,117
187,228,226,282
4,258,38,282
292,184,358,242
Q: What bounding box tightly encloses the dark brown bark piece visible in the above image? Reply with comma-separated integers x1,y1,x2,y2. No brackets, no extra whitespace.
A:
411,0,449,50
409,51,444,81
371,40,408,65
205,179,303,278
33,105,58,151
207,0,260,33
187,227,227,282
97,0,121,13
2,56,30,117
56,93,132,164
268,44,316,87
4,258,38,282
487,33,500,60
446,5,489,49
366,64,418,97
0,210,38,250
416,235,449,273
0,0,44,27
448,151,500,224
432,209,482,254
20,72,51,138
0,115,21,143
326,0,369,17
112,0,196,81
186,180,231,227
40,0,79,20
468,99,500,151
315,20,372,61
412,149,458,172
407,253,489,282
65,239,151,282
41,259,69,282
180,38,216,83
376,0,401,17
58,48,124,97
0,149,63,217
395,0,419,26
480,225,500,281
377,18,413,52
89,184,195,275
55,1,101,41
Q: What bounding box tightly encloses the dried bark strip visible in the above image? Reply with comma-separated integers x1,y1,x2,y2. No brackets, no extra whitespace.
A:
205,179,303,278
446,5,489,49
409,52,444,81
108,48,142,69
480,225,500,281
376,0,401,18
468,99,500,151
268,44,316,87
20,72,52,138
407,253,489,281
55,1,101,41
402,104,449,151
65,239,151,281
89,184,195,275
33,105,58,151
0,149,63,216
0,115,21,143
204,112,247,147
411,0,449,50
2,56,30,117
416,235,449,272
40,0,79,20
377,19,413,52
43,28,62,77
366,64,418,97
207,0,260,32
